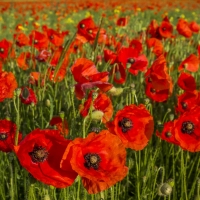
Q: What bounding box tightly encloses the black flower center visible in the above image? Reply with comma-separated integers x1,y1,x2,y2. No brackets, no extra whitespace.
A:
150,88,156,93
165,131,172,138
148,77,152,82
50,35,54,40
127,58,135,64
181,102,187,110
118,117,133,133
29,145,48,163
84,153,101,170
0,48,4,53
34,40,38,44
74,45,78,50
0,133,8,141
80,23,85,29
162,27,167,31
181,121,195,134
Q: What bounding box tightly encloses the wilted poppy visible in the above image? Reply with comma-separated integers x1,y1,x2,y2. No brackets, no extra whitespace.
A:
174,106,200,152
0,71,18,102
107,104,154,150
60,130,128,194
0,119,22,152
14,129,77,188
20,87,37,105
178,54,199,72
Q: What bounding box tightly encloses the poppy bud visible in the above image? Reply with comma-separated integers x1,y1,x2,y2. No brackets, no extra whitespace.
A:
45,99,51,107
91,110,104,121
108,87,123,96
169,114,174,121
158,182,173,196
43,194,51,200
15,88,22,97
59,111,65,120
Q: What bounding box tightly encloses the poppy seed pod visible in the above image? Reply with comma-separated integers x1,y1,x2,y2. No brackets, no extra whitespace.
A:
158,182,173,196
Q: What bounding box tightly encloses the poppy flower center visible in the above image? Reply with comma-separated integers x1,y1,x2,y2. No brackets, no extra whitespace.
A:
80,23,85,29
88,29,93,34
148,77,152,82
162,27,167,31
181,102,187,110
0,48,4,53
0,133,8,141
34,40,38,44
84,153,101,170
74,45,78,50
127,58,135,64
118,117,133,133
181,121,195,134
29,145,49,163
50,35,54,40
150,88,156,93
165,131,172,138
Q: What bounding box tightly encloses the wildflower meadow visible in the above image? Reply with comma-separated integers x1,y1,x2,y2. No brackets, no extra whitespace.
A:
0,0,200,199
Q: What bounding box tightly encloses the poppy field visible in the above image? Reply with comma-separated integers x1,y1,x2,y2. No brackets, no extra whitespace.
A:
0,0,200,199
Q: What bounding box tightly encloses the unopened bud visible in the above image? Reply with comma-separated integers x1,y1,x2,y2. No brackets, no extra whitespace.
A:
15,88,22,97
158,182,172,196
59,111,65,120
46,99,51,107
108,87,123,96
91,110,104,121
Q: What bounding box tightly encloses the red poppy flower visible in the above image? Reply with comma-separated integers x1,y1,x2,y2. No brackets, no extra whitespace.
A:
107,104,154,150
104,49,118,65
49,116,69,137
116,17,128,26
43,26,67,47
17,52,35,70
189,21,200,33
71,58,109,83
178,54,199,72
0,71,18,102
145,82,172,102
20,87,37,105
29,30,49,50
177,72,196,91
0,39,14,60
129,39,143,54
176,90,199,114
47,65,67,83
147,19,160,39
156,121,179,145
174,106,200,152
14,129,77,188
77,17,97,37
145,55,173,102
80,91,113,123
60,130,128,194
118,47,148,75
176,18,193,38
158,19,173,38
0,119,22,152
146,38,164,57
14,33,29,47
